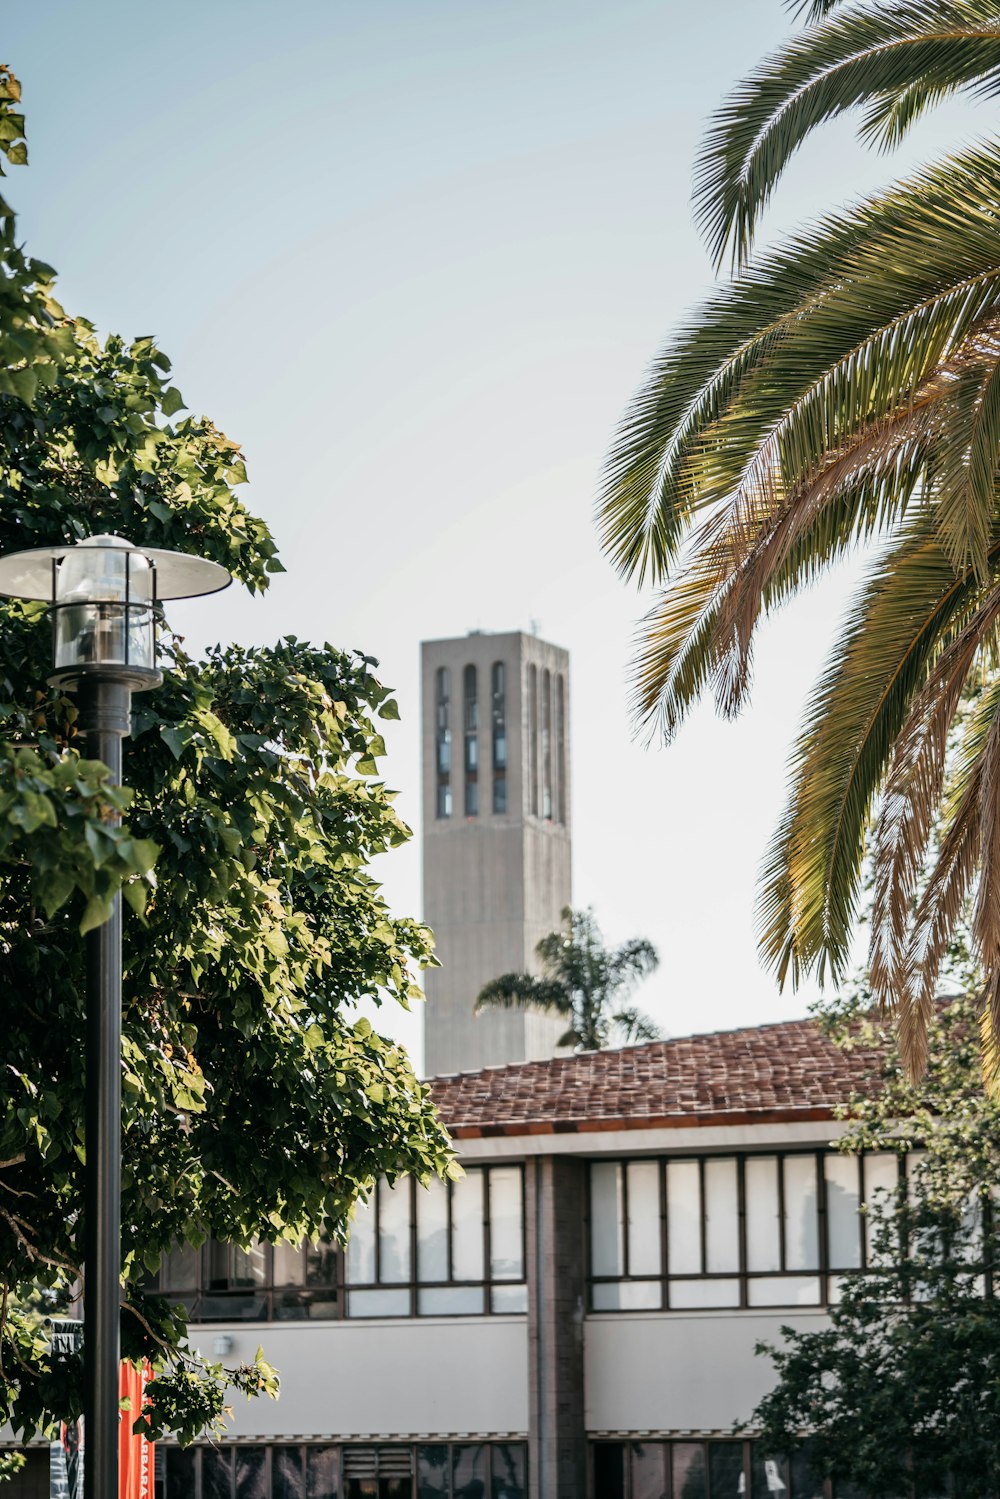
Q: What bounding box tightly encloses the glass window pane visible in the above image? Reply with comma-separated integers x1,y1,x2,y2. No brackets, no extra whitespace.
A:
166,1448,197,1498
672,1443,707,1499
492,1443,526,1499
747,1275,821,1306
789,1443,824,1499
305,1234,337,1288
709,1442,745,1499
745,1157,781,1272
626,1162,661,1277
378,1180,411,1283
417,1176,450,1283
591,1279,661,1310
160,1246,198,1291
272,1242,304,1287
489,1168,524,1281
593,1444,626,1499
590,1164,624,1277
347,1289,410,1317
490,1284,528,1314
705,1158,739,1273
824,1155,861,1270
417,1286,484,1315
416,1444,448,1495
783,1157,819,1271
668,1277,740,1308
348,1195,376,1284
204,1447,232,1499
631,1441,668,1499
452,1443,488,1497
751,1450,788,1499
864,1154,899,1264
451,1170,485,1281
274,1448,305,1499
232,1243,267,1286
235,1447,267,1499
307,1446,338,1499
666,1160,701,1274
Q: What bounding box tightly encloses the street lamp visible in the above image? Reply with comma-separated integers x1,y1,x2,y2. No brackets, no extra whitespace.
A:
0,534,230,1499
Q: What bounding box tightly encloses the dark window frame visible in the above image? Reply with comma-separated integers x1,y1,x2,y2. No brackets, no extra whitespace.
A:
158,1440,529,1499
589,1438,833,1499
345,1165,529,1319
156,1237,341,1324
586,1149,912,1312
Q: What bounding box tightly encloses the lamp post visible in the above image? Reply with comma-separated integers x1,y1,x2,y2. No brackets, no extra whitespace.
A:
0,534,230,1499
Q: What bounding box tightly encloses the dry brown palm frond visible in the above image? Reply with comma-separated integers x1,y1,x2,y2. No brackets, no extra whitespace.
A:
870,584,1000,1013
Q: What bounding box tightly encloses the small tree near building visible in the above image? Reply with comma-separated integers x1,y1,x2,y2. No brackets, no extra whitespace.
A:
749,996,1000,1497
475,905,660,1050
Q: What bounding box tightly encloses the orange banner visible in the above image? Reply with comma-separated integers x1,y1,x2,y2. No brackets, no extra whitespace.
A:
118,1361,154,1499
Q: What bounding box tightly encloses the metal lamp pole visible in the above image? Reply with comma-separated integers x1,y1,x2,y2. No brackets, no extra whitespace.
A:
0,535,230,1499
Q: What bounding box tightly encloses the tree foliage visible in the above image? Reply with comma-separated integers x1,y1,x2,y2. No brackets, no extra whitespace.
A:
0,71,453,1449
597,0,1000,1072
751,993,1000,1495
475,906,660,1050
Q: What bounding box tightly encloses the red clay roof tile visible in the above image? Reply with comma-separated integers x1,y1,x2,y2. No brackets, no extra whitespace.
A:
429,1017,879,1137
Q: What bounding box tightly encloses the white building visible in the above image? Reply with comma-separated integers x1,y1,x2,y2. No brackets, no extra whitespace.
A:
128,1016,877,1499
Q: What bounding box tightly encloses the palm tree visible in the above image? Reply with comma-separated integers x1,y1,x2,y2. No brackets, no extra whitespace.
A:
474,907,660,1051
597,0,1000,1074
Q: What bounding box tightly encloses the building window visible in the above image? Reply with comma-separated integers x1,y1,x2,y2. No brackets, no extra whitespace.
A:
592,1439,826,1499
541,668,552,820
155,1236,338,1322
158,1442,528,1499
527,665,538,816
588,1151,906,1311
556,672,566,825
463,664,478,818
435,667,451,819
492,661,507,814
346,1166,527,1317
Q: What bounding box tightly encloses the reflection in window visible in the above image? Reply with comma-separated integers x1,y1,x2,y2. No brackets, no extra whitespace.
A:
346,1167,526,1318
592,1440,824,1499
156,1235,338,1322
589,1150,907,1311
541,668,552,819
527,665,538,816
435,668,452,818
492,661,507,814
463,665,478,817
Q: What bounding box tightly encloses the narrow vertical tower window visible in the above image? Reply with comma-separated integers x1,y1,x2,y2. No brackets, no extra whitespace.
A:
436,667,452,818
464,664,479,817
528,664,539,816
492,661,507,814
556,673,566,825
542,668,552,820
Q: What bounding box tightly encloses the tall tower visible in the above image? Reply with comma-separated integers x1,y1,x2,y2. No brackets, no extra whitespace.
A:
421,630,572,1076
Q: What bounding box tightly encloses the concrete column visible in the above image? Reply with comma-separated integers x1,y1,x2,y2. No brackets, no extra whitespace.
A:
527,1155,587,1499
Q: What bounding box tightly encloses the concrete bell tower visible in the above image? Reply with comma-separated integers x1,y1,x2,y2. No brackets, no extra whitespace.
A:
421,630,572,1076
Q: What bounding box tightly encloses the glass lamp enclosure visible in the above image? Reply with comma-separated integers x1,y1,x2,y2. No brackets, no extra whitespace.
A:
52,543,157,674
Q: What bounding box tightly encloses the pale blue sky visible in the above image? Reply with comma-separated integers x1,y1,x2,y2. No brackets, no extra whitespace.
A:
5,2,993,1067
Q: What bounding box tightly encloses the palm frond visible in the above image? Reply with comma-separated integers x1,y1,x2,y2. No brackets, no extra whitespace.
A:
757,519,997,987
474,972,571,1017
610,1007,661,1044
695,1,1000,267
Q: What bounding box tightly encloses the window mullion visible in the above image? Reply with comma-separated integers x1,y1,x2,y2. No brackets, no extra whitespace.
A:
737,1155,748,1310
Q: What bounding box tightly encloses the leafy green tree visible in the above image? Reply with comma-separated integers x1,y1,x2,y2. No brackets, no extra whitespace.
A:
475,906,659,1050
750,993,1000,1495
0,73,454,1451
597,0,1000,1071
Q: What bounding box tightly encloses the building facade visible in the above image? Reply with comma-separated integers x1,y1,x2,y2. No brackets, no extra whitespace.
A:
421,631,572,1076
76,1019,883,1499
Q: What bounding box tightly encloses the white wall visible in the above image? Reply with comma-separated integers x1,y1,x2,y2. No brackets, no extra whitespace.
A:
196,1318,528,1441
584,1310,828,1433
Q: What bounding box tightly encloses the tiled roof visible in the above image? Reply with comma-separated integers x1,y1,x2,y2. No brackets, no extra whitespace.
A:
429,1017,880,1138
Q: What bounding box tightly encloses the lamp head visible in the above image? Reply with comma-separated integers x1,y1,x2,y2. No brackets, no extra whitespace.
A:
0,533,232,692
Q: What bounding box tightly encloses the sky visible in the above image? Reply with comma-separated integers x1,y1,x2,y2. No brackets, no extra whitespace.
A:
4,1,993,1070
